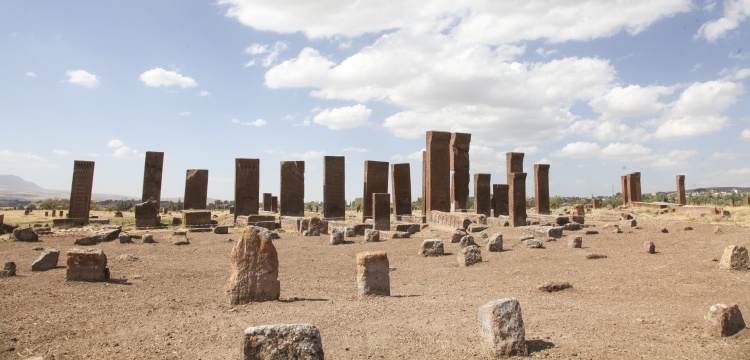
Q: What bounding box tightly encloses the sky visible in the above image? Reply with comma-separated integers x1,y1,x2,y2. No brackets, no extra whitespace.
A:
1,0,749,203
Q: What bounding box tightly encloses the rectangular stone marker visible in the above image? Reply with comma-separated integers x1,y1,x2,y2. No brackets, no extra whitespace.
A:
363,160,389,221
676,174,686,205
621,175,629,206
234,158,260,218
184,169,208,210
633,172,642,202
356,251,390,297
534,164,550,215
68,160,95,220
627,172,639,205
324,156,346,219
506,152,524,184
271,196,278,213
509,172,527,227
280,161,304,216
421,151,426,216
141,151,164,205
493,184,509,216
391,163,412,216
373,193,391,231
474,173,491,217
262,193,272,212
425,131,451,214
450,132,471,211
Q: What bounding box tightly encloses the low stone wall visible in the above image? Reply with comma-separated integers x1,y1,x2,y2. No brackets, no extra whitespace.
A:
428,211,486,231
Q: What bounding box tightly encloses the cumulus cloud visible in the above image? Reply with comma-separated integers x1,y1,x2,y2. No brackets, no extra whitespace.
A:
199,90,211,97
742,128,750,140
245,41,289,67
696,0,750,42
554,142,601,158
231,118,267,127
313,104,371,130
64,70,100,88
25,71,37,78
106,139,141,159
600,143,654,161
139,67,197,88
711,150,742,159
107,139,125,148
391,149,424,162
295,150,326,160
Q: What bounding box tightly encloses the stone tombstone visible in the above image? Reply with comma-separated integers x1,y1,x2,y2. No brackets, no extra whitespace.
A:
323,156,346,219
509,172,527,227
362,160,389,221
421,150,427,216
474,173,491,217
234,158,260,218
280,161,305,216
271,196,278,213
372,193,391,231
621,175,629,206
141,151,164,206
183,169,208,210
534,164,550,215
66,248,109,282
492,184,509,217
227,226,280,304
676,174,686,205
262,193,272,212
391,163,412,216
705,303,746,337
478,298,528,357
425,131,452,214
506,152,524,185
241,324,324,360
633,172,642,202
67,160,95,220
135,199,159,228
450,132,471,211
356,251,390,297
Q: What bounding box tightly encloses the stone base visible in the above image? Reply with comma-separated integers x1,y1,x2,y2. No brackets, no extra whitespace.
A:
52,218,88,227
235,216,279,231
88,218,110,225
428,210,486,231
631,201,673,209
182,211,212,227
135,218,159,229
327,222,373,236
396,215,427,224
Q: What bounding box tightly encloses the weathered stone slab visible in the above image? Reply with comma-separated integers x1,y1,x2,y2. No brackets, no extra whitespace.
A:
644,241,655,254
13,227,38,242
327,222,372,236
184,169,208,210
356,251,390,296
705,303,745,337
279,161,305,216
68,160,95,220
66,248,109,281
509,172,527,227
330,229,344,245
524,225,563,239
450,132,471,211
537,281,572,292
487,234,503,252
31,249,59,271
214,225,229,234
182,210,211,227
227,226,280,304
458,245,482,266
323,156,346,219
395,214,426,224
141,151,164,206
719,245,748,270
478,298,528,357
534,164,550,215
2,261,17,277
474,173,491,217
569,237,582,248
118,233,132,243
419,239,444,256
391,163,412,216
676,174,686,205
363,161,389,221
364,229,380,242
74,227,122,245
373,193,390,231
241,324,324,360
425,131,451,214
234,158,260,218
171,231,190,245
428,210,485,231
492,184,509,217
143,234,155,243
391,223,420,234
459,235,476,248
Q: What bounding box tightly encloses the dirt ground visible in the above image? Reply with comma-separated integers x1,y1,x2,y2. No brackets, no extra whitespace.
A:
2,209,750,359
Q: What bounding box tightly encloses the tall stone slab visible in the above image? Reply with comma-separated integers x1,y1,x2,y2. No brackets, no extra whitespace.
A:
235,158,260,218
280,161,305,216
474,174,491,217
271,196,278,213
633,172,642,202
506,152,525,185
676,174,686,205
425,131,451,214
323,156,346,219
391,163,412,216
68,160,95,220
621,175,629,206
534,164,550,215
262,193,272,212
421,151,426,216
450,132,471,211
362,161,389,221
509,172,527,227
493,184,509,217
627,172,639,205
373,193,391,231
141,151,164,205
183,169,208,210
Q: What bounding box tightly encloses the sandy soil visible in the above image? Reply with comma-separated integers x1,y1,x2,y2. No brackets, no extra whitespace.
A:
2,210,750,359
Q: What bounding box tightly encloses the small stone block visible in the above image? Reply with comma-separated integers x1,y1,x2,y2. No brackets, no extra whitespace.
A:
241,324,324,360
719,245,748,270
705,303,745,337
477,298,528,357
419,239,444,256
458,245,482,266
356,251,390,297
66,248,109,281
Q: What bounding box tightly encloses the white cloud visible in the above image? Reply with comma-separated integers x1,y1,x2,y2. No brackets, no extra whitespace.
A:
107,139,124,148
231,118,267,127
106,139,141,159
25,71,37,78
719,167,750,186
178,111,191,117
295,150,326,161
554,142,601,158
600,143,654,161
0,150,57,169
343,147,368,153
535,48,558,57
513,146,539,155
64,69,100,88
391,149,424,162
199,90,211,97
589,84,674,120
696,0,750,42
139,67,197,88
742,128,750,139
245,41,289,67
313,104,371,130
52,149,70,156
711,150,742,159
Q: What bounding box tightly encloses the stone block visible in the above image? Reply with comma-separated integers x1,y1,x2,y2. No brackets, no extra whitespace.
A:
705,303,745,337
12,227,38,242
356,251,390,297
330,229,344,245
171,231,190,245
486,234,503,252
241,324,324,360
644,241,655,254
182,210,211,227
31,249,59,271
477,298,528,357
364,229,380,242
66,248,109,281
459,235,476,248
419,239,444,256
214,225,229,234
227,226,280,304
524,225,563,238
569,237,582,248
458,245,482,266
719,245,748,270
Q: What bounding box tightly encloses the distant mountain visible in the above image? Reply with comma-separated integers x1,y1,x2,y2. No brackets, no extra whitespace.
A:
0,174,45,192
0,174,137,201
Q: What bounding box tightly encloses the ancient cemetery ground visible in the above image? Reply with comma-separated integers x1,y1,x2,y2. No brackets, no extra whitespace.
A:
1,208,750,359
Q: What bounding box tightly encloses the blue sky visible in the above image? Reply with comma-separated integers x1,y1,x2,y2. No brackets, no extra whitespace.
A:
1,0,749,202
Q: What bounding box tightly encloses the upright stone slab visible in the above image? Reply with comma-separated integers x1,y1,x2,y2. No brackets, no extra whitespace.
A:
391,163,412,216
279,161,305,216
506,152,524,185
183,169,208,210
227,226,280,304
372,193,391,231
362,160,389,221
474,173,491,217
493,184,509,217
621,175,629,206
534,164,550,215
509,172,527,227
67,160,95,220
421,150,427,216
356,251,390,297
633,172,642,202
676,174,686,205
323,156,346,219
425,131,451,214
241,324,324,360
235,158,260,219
450,132,471,211
135,199,160,228
626,173,637,205
141,151,164,205
262,193,272,212
271,196,278,213
478,298,528,357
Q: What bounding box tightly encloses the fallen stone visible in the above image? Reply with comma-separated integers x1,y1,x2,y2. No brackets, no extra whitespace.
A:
241,324,324,360
419,239,444,257
660,227,669,233
74,227,121,246
2,261,17,276
719,245,748,270
451,228,468,243
344,228,355,237
459,235,476,248
620,213,633,220
486,234,503,252
214,225,229,234
622,219,637,227
330,229,344,245
118,233,132,244
585,253,607,259
585,230,599,235
31,249,60,271
477,298,528,357
171,231,189,245
644,241,655,254
684,226,693,231
705,304,746,337
66,248,109,281
524,225,563,239
523,239,544,249
356,251,390,297
117,254,139,262
479,232,489,239
364,229,380,242
227,226,280,304
12,227,38,242
563,222,581,231
143,234,155,243
458,245,482,267
569,237,582,248
467,224,488,233
537,281,573,292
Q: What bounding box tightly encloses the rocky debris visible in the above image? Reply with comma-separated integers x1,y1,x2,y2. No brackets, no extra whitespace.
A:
344,228,355,237
523,239,544,249
563,222,581,231
620,213,633,220
114,211,123,218
241,324,324,360
12,227,38,242
585,253,608,260
537,281,573,292
118,233,132,244
479,232,489,239
486,234,503,252
644,241,656,254
171,231,189,245
477,298,528,357
452,229,468,243
227,226,280,304
2,261,17,277
117,254,139,262
364,229,380,243
459,235,476,248
524,225,563,239
31,249,60,271
356,251,390,297
66,248,109,281
719,245,748,270
143,234,155,243
74,227,121,246
684,226,693,231
214,226,229,235
419,239,444,257
569,237,582,248
660,227,669,233
329,229,344,245
585,230,599,235
467,224,488,233
705,303,745,337
458,245,482,267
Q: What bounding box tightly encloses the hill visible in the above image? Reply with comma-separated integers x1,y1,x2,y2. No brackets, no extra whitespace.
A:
0,174,137,201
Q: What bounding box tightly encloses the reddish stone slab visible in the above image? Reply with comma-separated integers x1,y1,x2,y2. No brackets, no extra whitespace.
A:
235,158,260,218
362,160,389,221
391,163,412,216
184,169,208,210
280,161,305,216
324,156,346,219
68,160,95,220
